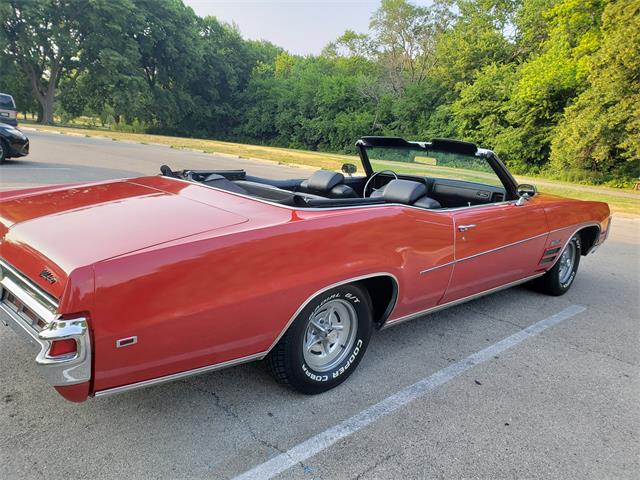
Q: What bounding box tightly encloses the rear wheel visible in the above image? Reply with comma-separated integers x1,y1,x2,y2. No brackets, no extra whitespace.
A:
532,234,582,296
266,284,373,394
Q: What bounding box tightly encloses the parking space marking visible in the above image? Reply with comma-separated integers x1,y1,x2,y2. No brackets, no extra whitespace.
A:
232,304,587,480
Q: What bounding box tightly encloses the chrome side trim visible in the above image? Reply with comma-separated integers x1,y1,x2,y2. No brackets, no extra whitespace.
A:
420,232,548,275
419,261,455,275
381,272,545,329
93,351,266,398
457,232,548,264
264,272,400,354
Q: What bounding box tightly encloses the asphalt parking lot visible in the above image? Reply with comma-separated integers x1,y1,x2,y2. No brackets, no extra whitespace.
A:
1,130,639,479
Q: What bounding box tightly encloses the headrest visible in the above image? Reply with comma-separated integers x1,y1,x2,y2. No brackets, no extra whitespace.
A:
307,170,344,191
382,179,427,205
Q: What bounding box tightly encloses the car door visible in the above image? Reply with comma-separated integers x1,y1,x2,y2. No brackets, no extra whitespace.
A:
440,197,549,304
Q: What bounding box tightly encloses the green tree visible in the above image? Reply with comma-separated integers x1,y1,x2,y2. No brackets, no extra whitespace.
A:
550,0,640,185
1,0,136,124
0,55,38,118
452,63,517,148
496,0,606,171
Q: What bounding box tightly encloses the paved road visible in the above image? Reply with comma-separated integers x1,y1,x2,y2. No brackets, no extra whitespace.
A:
0,130,314,191
1,131,639,479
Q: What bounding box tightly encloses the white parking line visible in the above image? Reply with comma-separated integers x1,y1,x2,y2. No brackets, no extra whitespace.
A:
232,304,587,480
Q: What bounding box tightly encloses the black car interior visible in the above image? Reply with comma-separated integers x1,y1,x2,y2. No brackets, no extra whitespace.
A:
162,165,508,210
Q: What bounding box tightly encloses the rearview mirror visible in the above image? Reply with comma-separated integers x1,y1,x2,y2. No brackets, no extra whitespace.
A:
341,163,357,176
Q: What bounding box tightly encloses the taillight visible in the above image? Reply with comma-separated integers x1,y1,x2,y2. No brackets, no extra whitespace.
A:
48,339,77,357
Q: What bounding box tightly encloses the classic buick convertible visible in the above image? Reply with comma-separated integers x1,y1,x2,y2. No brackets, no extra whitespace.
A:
0,137,610,402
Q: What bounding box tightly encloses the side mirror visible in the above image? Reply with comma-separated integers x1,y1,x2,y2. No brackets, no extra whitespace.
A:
341,163,357,177
515,184,537,206
517,183,537,197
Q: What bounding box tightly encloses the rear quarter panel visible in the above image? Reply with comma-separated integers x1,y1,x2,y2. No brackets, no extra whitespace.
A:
90,205,453,393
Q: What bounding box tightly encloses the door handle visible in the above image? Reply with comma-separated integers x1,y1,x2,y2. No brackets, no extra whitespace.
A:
458,224,476,232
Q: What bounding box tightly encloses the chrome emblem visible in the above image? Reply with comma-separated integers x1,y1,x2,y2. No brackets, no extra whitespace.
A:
39,268,57,284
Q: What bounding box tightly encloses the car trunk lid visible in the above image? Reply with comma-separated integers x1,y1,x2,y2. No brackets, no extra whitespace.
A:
0,179,248,296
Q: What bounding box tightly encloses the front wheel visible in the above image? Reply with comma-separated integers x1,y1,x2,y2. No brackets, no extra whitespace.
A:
0,140,7,164
532,234,582,296
266,284,373,394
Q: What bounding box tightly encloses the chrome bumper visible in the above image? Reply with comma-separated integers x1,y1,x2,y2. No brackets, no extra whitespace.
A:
0,260,91,386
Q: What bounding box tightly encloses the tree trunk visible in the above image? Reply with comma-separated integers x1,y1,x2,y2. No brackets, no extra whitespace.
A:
39,89,55,124
24,59,60,124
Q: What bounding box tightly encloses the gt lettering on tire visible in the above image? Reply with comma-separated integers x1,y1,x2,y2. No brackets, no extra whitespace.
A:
266,284,373,394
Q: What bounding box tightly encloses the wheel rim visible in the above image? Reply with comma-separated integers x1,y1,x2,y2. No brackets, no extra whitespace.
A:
0,142,4,159
558,241,576,284
303,299,358,372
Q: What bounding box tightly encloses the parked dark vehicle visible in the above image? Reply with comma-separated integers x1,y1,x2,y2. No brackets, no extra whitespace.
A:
0,122,29,164
0,94,18,127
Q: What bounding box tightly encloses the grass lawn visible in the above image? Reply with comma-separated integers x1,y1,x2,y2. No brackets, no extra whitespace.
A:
21,122,639,216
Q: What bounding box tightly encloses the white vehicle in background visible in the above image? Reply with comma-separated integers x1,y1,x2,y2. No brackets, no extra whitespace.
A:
0,93,18,127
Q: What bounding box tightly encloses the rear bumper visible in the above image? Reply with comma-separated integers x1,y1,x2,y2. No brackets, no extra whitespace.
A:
0,117,18,127
0,260,91,400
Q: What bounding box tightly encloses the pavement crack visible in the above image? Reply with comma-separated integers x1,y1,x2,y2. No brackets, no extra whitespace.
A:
462,306,639,368
179,380,285,454
537,336,640,368
460,305,526,329
350,452,398,480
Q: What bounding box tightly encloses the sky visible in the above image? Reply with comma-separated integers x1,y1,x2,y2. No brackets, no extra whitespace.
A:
184,0,430,56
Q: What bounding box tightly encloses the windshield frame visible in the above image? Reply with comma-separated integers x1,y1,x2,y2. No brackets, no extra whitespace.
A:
356,137,519,201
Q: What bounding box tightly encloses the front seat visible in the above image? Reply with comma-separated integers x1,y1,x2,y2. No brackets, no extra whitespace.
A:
380,179,442,209
298,170,357,198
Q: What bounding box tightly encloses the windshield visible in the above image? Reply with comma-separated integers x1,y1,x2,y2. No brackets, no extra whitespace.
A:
364,146,504,188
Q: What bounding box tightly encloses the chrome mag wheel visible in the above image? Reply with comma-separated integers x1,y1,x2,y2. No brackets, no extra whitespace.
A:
303,299,358,372
558,241,576,284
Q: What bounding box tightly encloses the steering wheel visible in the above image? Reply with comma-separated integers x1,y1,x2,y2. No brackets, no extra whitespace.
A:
363,170,398,198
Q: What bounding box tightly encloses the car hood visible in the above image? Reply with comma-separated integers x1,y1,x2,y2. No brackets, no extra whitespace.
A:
0,179,249,292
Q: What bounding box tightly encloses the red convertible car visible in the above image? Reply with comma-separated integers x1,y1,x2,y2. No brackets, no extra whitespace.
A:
0,137,610,402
